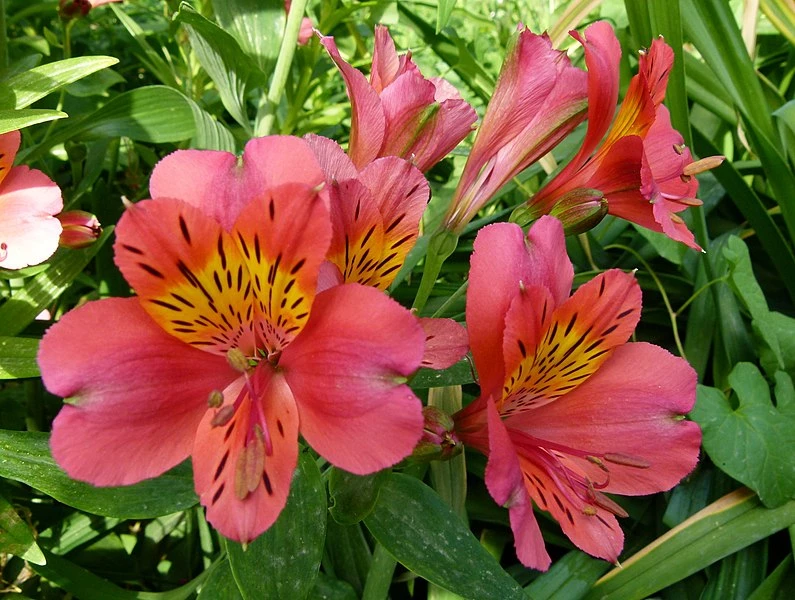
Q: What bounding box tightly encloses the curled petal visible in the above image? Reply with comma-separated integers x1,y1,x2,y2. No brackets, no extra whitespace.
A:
282,284,425,474
304,134,358,181
370,25,402,92
418,317,469,370
40,298,237,486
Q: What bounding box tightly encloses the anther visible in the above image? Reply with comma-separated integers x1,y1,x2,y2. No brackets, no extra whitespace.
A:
683,155,725,176
604,453,651,469
211,405,235,427
227,348,250,372
207,390,224,408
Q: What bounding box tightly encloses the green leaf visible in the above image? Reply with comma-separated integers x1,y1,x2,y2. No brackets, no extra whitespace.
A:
198,560,243,600
723,236,769,319
187,97,237,153
748,554,795,600
692,364,795,507
762,0,795,46
310,573,358,600
410,359,474,389
524,550,610,600
211,0,285,73
365,473,526,600
0,430,197,519
0,227,113,337
586,489,795,600
227,453,326,600
0,492,46,564
0,56,118,109
176,5,267,132
0,336,39,379
701,540,767,600
324,520,372,595
436,0,457,33
328,468,389,525
0,108,66,134
773,99,795,167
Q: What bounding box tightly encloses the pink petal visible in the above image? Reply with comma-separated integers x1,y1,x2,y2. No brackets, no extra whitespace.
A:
114,198,257,355
149,137,325,231
509,342,701,495
370,25,401,92
0,131,21,183
40,297,237,486
304,134,358,181
0,165,63,270
418,317,469,369
484,400,551,570
281,284,425,474
193,370,299,543
320,35,386,168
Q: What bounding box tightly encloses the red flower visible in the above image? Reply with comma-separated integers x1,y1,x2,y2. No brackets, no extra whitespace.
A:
454,217,701,570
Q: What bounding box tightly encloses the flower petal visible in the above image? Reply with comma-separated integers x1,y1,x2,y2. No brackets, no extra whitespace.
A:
114,198,257,355
193,370,299,543
320,34,386,168
40,297,237,486
370,25,401,93
0,164,63,270
282,284,425,474
510,342,701,495
231,184,332,353
0,130,21,185
304,134,358,181
418,317,469,370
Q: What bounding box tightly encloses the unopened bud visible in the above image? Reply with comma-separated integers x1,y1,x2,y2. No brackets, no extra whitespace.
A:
57,210,102,250
548,188,608,235
410,406,463,462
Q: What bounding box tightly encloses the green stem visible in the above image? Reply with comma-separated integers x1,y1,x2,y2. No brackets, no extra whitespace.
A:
362,543,397,600
254,0,309,136
0,0,8,70
675,275,729,317
412,228,459,314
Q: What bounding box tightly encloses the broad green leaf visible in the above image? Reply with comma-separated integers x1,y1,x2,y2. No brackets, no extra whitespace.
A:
410,359,474,389
0,227,113,337
0,430,197,519
328,468,389,525
436,0,457,33
198,560,243,600
692,364,795,507
38,512,121,554
324,520,372,595
0,336,39,379
227,453,326,600
0,108,65,134
32,549,211,600
365,473,526,600
211,0,284,73
187,97,237,152
0,492,46,564
634,226,687,265
524,550,610,600
0,56,118,109
748,554,795,600
65,68,125,98
586,489,795,599
723,236,769,319
311,573,358,600
701,540,767,600
176,5,267,132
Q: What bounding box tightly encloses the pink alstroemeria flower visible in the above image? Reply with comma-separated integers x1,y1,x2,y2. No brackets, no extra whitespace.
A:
59,0,121,19
39,136,426,543
441,25,590,234
0,130,63,270
320,25,477,172
453,217,701,570
525,23,714,249
305,134,468,370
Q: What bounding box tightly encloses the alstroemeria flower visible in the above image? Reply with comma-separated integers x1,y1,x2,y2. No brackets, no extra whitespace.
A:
0,130,63,270
59,0,121,19
306,134,468,370
320,25,477,172
524,23,714,249
441,25,590,234
453,217,701,570
39,136,426,543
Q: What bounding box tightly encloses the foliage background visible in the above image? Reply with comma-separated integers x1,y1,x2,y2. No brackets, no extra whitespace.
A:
1,0,795,598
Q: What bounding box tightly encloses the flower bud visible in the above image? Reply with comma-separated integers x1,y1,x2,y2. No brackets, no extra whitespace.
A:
410,406,463,462
548,188,608,235
57,210,102,250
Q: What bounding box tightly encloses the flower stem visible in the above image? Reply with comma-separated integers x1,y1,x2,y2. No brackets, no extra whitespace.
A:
254,0,309,136
412,228,459,314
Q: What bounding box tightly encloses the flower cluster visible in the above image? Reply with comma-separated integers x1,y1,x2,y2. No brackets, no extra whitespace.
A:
36,21,706,568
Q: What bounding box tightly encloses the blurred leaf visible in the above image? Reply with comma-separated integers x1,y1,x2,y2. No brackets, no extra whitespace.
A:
328,467,389,525
586,489,795,599
65,69,125,98
0,430,197,519
524,550,610,600
227,453,326,600
701,540,767,600
176,5,267,132
748,554,795,600
365,473,526,600
0,56,118,109
211,0,285,73
773,99,795,167
0,336,39,379
635,226,688,265
692,365,795,507
761,0,795,46
0,492,46,565
0,227,113,337
436,0,457,34
0,108,65,134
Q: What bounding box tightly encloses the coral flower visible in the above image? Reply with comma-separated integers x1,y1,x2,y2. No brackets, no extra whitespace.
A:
38,136,426,543
320,25,477,172
0,130,63,270
453,217,701,570
441,24,590,234
522,23,713,249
